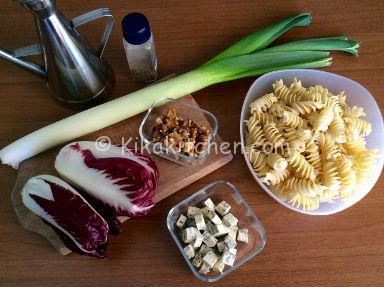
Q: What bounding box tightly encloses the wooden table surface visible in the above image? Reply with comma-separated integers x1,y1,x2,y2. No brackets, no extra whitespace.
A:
0,1,383,286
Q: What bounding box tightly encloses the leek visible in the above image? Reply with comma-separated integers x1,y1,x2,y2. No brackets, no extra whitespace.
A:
0,13,358,168
205,13,312,64
258,36,360,55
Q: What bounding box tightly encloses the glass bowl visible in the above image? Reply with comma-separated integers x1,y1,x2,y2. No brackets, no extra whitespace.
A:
139,97,218,166
167,180,266,282
240,69,384,215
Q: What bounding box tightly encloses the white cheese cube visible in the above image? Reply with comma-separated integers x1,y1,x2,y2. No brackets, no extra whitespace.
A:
199,244,213,256
176,214,187,229
222,213,238,228
194,214,206,231
201,206,210,217
203,250,219,268
206,221,215,234
192,252,203,268
222,248,237,266
203,198,215,210
193,231,203,249
224,234,237,249
187,206,201,218
199,262,211,274
215,201,231,216
228,226,238,241
202,231,218,248
213,256,225,273
237,228,249,243
206,210,222,225
181,227,197,243
211,224,229,238
184,244,195,259
216,241,228,253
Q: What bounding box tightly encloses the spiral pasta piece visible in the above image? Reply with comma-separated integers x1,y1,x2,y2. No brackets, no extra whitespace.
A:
246,147,267,173
249,93,278,114
337,156,357,201
269,101,287,117
343,106,366,118
279,111,305,129
322,161,341,192
263,121,285,147
308,85,330,97
344,117,372,136
284,177,325,197
318,133,341,161
291,101,325,115
304,141,322,173
353,149,378,184
313,108,334,132
247,120,266,147
343,127,366,155
260,169,290,185
285,150,316,180
267,153,288,170
329,113,346,143
302,92,323,103
273,79,302,105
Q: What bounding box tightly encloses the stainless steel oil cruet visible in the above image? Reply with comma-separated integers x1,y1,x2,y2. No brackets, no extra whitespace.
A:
0,0,115,108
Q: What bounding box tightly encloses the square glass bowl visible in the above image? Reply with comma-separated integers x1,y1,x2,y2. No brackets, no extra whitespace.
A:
139,97,218,166
167,180,266,282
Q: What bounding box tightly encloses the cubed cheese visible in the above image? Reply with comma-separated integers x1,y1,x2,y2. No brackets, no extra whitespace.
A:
192,252,203,268
211,224,229,238
206,221,215,234
237,228,249,243
193,231,203,249
202,231,218,248
224,234,237,249
206,210,222,225
194,214,206,231
222,213,238,228
228,226,238,241
199,244,213,256
201,206,210,217
222,249,237,266
181,227,197,243
176,214,187,229
187,206,201,218
199,262,211,274
202,250,219,268
184,244,195,259
203,198,215,211
215,201,231,216
216,241,228,253
213,256,225,273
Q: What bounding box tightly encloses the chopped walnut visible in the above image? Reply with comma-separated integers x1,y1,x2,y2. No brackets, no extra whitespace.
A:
152,109,212,157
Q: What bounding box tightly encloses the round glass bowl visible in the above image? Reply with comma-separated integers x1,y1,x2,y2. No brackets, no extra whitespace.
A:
240,69,384,215
167,180,266,282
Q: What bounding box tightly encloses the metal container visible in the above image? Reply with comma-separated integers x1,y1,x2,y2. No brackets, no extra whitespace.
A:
0,0,115,108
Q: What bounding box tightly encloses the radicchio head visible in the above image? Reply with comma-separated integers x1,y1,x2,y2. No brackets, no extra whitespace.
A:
21,175,109,258
55,141,160,234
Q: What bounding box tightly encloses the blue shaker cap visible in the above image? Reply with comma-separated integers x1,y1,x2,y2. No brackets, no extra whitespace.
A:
122,12,151,45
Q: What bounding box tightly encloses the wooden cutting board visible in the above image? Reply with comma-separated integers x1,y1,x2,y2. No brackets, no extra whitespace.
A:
11,95,233,255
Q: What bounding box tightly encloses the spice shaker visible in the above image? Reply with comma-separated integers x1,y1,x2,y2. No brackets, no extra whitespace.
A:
122,13,158,82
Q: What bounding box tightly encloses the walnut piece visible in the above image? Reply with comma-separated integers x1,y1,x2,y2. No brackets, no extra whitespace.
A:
152,109,212,157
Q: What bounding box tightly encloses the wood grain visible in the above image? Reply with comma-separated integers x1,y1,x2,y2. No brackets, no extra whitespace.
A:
0,1,383,286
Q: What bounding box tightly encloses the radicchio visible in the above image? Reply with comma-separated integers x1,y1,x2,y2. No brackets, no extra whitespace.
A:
21,175,109,258
55,141,160,234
